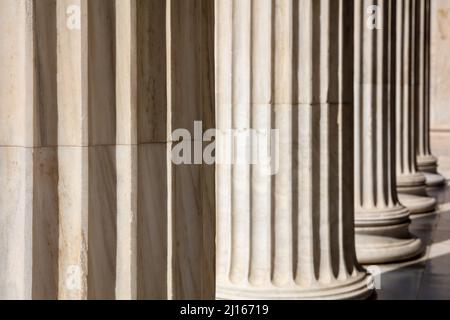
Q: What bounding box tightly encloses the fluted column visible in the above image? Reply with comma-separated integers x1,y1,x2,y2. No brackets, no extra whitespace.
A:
354,0,422,264
57,0,118,299
115,0,215,299
0,0,58,300
216,0,372,300
429,1,450,180
0,0,215,300
415,0,446,188
395,0,436,214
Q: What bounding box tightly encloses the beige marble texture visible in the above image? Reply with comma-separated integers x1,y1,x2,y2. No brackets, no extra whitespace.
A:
0,0,59,300
430,0,450,180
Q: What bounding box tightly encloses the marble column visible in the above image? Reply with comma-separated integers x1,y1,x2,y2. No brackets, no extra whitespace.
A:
216,0,372,300
415,0,446,188
115,0,215,300
429,0,450,180
0,0,215,300
57,0,118,299
354,0,422,264
395,0,436,214
0,0,59,300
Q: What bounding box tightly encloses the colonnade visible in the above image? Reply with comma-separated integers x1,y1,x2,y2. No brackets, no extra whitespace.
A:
0,0,446,300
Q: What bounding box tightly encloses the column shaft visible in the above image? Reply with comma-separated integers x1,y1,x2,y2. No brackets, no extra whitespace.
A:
57,0,118,299
354,0,422,264
115,0,216,300
216,0,372,300
395,0,436,214
0,0,59,300
0,0,215,300
415,0,446,187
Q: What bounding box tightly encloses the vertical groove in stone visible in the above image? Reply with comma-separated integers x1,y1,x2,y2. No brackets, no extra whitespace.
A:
272,0,293,287
384,0,395,207
296,0,318,286
416,0,427,159
396,0,405,175
423,0,431,159
216,0,233,285
409,0,418,172
423,0,431,158
32,0,59,300
134,0,168,300
321,1,340,279
115,0,137,300
396,0,412,176
86,0,117,300
230,0,251,284
296,106,316,286
249,0,272,286
337,0,355,278
57,0,89,300
169,0,216,299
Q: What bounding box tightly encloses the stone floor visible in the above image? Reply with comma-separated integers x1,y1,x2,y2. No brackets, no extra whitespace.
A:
374,181,450,300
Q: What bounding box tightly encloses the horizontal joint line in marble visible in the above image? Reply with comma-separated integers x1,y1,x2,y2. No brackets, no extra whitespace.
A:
0,143,175,149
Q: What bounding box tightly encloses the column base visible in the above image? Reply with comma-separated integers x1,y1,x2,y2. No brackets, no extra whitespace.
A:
397,172,427,196
417,156,446,189
217,273,373,300
424,172,447,189
417,154,438,173
398,193,436,214
355,206,423,264
356,236,423,265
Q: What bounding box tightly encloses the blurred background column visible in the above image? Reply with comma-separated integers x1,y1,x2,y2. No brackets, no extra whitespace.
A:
395,0,437,214
416,0,446,189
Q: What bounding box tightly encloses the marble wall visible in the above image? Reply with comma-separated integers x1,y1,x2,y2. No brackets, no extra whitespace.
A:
430,0,450,179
